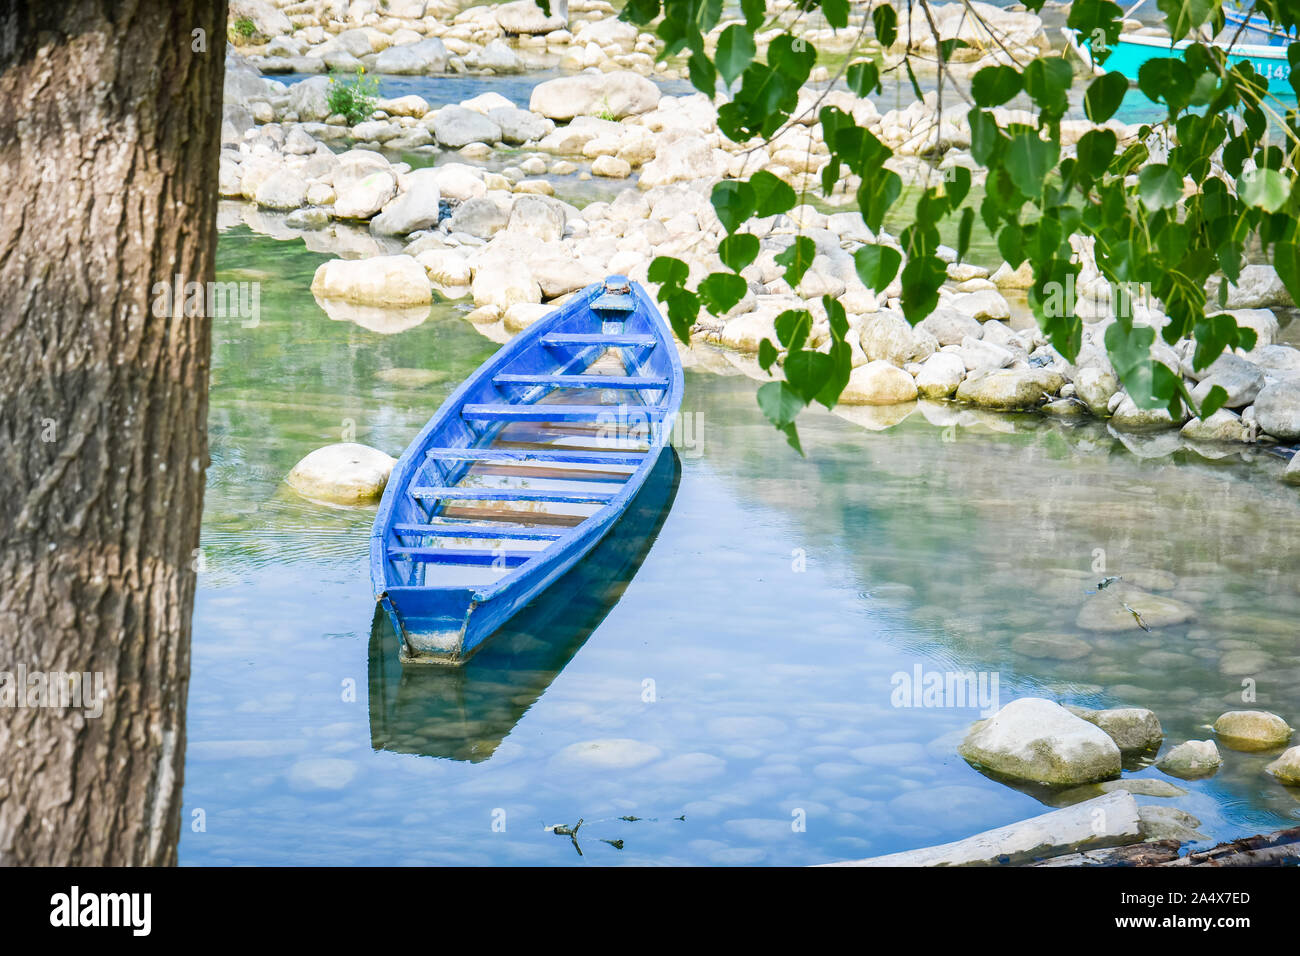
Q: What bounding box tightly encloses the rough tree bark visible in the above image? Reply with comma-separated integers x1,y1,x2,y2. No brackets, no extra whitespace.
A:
0,0,226,864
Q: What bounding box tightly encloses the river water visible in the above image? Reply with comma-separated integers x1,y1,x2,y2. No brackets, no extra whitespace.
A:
178,223,1300,864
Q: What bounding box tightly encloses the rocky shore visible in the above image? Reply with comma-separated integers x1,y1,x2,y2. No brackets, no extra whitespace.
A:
220,0,1300,488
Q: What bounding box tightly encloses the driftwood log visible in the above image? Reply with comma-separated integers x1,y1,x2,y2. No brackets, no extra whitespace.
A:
1036,826,1300,867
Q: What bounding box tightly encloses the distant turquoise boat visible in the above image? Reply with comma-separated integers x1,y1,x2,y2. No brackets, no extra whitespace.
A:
1074,31,1295,96
1222,8,1295,46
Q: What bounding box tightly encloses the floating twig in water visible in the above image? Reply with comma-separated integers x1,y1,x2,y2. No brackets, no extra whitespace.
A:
547,818,585,857
1122,603,1152,632
1097,575,1121,590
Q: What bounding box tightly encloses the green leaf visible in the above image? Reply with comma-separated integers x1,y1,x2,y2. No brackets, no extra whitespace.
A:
1067,0,1123,49
1274,241,1300,306
858,168,901,233
719,232,760,272
899,255,946,325
1083,72,1129,123
774,308,812,351
1005,131,1058,197
1198,384,1229,419
1156,0,1217,41
971,66,1023,107
710,180,755,233
758,337,779,372
687,49,717,95
872,4,898,46
1137,164,1183,210
956,207,975,262
1110,141,1148,177
846,61,880,98
698,271,748,315
946,165,972,208
749,170,798,216
1241,167,1290,212
716,24,756,88
740,0,764,27
968,109,1003,166
1138,57,1192,113
1076,128,1117,178
822,0,849,29
756,382,806,453
853,244,901,293
903,58,924,101
768,33,815,86
1023,57,1073,119
621,0,660,23
776,236,816,289
783,348,834,404
648,255,689,289
823,295,848,341
661,288,699,344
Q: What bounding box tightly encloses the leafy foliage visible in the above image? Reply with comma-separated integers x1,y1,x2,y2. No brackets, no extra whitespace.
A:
327,67,380,126
620,0,1300,448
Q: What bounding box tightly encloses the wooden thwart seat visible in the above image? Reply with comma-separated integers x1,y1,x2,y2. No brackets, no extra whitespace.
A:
435,504,588,527
410,486,616,504
492,373,670,389
461,403,669,423
386,546,534,566
541,333,656,348
391,522,568,541
424,447,644,465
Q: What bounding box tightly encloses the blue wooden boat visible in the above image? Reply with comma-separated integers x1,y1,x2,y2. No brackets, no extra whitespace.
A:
369,450,680,759
370,275,684,666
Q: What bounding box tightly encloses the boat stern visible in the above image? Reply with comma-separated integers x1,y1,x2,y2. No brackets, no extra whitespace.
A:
379,586,478,665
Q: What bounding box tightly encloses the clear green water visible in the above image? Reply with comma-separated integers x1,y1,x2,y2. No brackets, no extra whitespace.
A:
177,226,1299,865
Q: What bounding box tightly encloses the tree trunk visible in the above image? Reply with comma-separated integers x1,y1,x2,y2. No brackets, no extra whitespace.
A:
0,0,226,865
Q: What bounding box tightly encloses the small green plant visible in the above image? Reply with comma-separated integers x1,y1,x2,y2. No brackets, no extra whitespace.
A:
231,16,257,40
593,98,618,123
327,67,381,126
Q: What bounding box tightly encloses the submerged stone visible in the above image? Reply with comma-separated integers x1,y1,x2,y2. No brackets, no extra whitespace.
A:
286,442,397,504
958,697,1121,786
1213,710,1294,751
1068,706,1163,752
1157,739,1222,779
1265,746,1300,785
1074,584,1194,633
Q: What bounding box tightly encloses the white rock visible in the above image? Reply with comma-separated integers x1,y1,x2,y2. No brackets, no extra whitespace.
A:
839,361,919,405
285,443,396,504
1157,740,1222,779
958,698,1122,785
428,162,487,201
255,169,309,210
1213,710,1294,750
1265,746,1300,785
914,352,967,399
506,194,566,242
370,169,441,235
416,249,471,286
592,154,632,178
333,170,397,219
310,254,431,306
529,70,660,120
951,288,1011,322
1253,380,1300,439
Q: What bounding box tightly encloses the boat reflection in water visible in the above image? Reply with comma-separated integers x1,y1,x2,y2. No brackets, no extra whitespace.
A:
368,448,680,761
